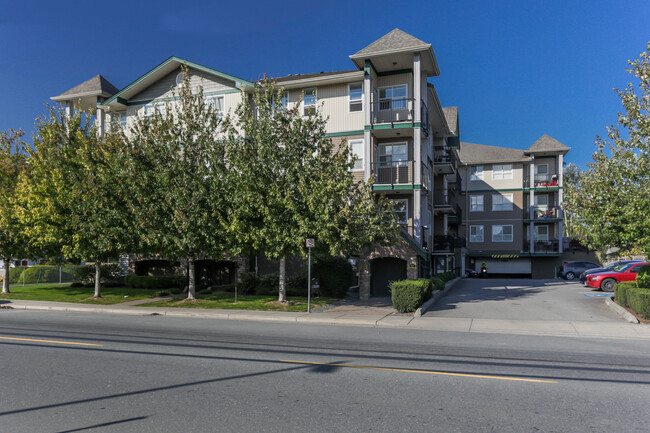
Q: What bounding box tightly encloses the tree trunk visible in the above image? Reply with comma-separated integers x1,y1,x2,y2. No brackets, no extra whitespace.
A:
278,256,287,303
94,262,101,298
187,256,196,300
2,258,10,294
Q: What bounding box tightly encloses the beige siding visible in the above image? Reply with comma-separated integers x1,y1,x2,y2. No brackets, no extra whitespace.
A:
330,134,365,182
130,67,239,103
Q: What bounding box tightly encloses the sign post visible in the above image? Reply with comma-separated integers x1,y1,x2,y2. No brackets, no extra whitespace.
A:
306,238,315,313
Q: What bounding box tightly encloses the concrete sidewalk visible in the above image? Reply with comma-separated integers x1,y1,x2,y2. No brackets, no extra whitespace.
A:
2,298,649,340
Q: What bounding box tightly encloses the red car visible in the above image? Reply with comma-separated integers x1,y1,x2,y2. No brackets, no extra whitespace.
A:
586,262,648,292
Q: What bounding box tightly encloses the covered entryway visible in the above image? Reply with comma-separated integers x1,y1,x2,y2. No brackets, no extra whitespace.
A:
477,259,531,276
195,260,237,289
370,257,407,297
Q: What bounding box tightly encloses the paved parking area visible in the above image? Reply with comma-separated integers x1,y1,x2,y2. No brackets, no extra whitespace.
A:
425,278,622,322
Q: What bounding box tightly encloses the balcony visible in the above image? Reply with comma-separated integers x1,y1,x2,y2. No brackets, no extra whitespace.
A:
433,149,456,175
433,235,455,253
372,161,414,187
524,174,559,189
371,98,417,126
524,206,562,220
523,238,561,254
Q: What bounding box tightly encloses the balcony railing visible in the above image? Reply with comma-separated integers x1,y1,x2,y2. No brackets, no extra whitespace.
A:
524,174,560,189
433,149,456,175
525,206,561,220
421,100,429,135
372,161,414,186
433,188,457,206
523,238,560,253
433,235,455,253
371,98,415,125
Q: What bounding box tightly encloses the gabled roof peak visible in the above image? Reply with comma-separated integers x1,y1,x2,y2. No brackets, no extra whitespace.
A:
525,134,570,154
352,28,430,57
51,74,119,101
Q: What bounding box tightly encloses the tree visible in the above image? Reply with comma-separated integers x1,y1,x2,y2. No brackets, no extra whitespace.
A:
127,66,229,300
18,107,137,297
0,129,30,293
224,80,393,302
566,42,650,255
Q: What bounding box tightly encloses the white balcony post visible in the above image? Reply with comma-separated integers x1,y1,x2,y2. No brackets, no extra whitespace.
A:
413,54,421,124
529,157,535,253
363,61,374,181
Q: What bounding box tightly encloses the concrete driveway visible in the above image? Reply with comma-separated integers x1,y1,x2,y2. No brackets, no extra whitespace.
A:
425,278,623,322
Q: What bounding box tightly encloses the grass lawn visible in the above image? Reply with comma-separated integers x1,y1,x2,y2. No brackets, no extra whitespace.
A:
138,292,337,312
0,283,160,304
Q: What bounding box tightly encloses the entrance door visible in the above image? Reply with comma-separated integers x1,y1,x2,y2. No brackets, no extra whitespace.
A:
370,258,407,297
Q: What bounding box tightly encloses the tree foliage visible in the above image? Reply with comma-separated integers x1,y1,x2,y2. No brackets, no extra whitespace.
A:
224,80,394,302
564,42,650,254
0,129,30,293
127,66,229,299
18,107,137,297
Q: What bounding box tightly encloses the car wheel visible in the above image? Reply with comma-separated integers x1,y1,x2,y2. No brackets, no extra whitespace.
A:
564,271,575,280
601,278,616,292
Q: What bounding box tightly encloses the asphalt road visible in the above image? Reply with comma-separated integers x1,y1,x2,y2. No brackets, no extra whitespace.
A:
1,310,649,433
427,278,622,321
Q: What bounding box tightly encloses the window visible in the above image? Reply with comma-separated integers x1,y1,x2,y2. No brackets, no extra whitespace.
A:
144,103,166,118
303,88,317,116
535,194,549,210
349,139,364,171
112,111,126,131
492,164,513,180
492,225,513,242
534,225,549,242
379,85,407,110
470,225,484,242
470,195,484,212
535,164,549,175
470,165,483,181
204,96,224,117
271,91,288,111
175,71,186,86
379,143,408,167
390,199,408,224
492,193,513,211
349,83,362,112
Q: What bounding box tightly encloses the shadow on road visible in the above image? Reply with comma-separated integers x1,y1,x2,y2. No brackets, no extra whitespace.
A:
430,279,545,311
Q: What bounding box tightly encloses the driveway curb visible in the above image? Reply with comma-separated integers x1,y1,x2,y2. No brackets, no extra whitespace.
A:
414,277,461,317
604,297,640,324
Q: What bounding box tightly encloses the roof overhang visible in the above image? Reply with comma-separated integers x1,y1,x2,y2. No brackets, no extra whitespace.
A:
350,46,440,76
270,71,364,90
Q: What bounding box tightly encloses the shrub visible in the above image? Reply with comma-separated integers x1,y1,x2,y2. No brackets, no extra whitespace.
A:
255,274,279,296
238,272,260,295
74,264,124,285
614,281,638,307
313,256,353,298
8,267,24,284
390,279,431,313
627,288,650,320
286,275,308,297
635,265,650,289
124,274,185,289
430,277,445,291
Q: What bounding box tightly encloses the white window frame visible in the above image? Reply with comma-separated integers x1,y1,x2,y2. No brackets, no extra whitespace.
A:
492,224,514,242
469,225,484,242
492,164,513,180
204,95,225,117
535,194,549,209
469,194,484,212
535,164,549,175
378,141,409,167
492,193,514,211
349,139,364,171
302,88,317,116
378,84,408,111
348,82,363,113
390,198,408,225
111,111,127,131
470,165,484,181
534,225,549,242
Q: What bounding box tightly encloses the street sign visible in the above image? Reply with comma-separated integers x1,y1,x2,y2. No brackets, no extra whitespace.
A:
306,238,315,248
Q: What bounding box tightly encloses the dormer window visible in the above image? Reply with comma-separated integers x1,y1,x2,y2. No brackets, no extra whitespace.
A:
175,71,186,86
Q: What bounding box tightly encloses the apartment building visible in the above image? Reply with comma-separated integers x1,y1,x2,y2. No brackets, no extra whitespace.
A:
456,135,570,278
55,29,568,296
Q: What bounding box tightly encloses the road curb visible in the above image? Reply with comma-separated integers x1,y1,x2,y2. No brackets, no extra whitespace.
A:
604,297,640,324
414,277,462,317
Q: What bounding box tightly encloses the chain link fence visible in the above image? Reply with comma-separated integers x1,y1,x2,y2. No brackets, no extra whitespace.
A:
2,265,82,286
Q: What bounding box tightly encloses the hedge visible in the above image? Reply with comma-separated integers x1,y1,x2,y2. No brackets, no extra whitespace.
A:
390,279,432,313
627,288,650,320
614,281,638,308
7,265,79,284
430,277,445,291
636,265,650,289
313,256,354,298
124,274,185,289
74,264,124,285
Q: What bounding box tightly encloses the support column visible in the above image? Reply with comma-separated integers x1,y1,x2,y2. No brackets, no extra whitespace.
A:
558,153,564,253
529,157,535,254
414,130,422,243
363,60,374,182
97,108,106,138
413,54,421,124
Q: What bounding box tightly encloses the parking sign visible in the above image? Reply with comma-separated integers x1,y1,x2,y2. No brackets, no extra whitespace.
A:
306,238,315,248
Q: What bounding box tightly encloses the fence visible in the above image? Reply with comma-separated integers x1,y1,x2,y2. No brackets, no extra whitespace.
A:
2,265,82,286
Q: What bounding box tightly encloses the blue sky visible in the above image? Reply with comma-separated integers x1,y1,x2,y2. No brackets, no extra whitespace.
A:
1,0,648,168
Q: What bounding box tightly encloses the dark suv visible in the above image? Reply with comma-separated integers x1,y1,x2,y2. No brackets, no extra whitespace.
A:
558,261,600,280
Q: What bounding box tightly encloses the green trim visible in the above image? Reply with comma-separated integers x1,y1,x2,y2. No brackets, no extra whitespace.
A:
365,122,421,131
116,97,128,106
126,89,241,107
325,130,364,138
365,60,378,76
463,188,524,193
376,68,413,77
102,56,253,106
399,231,429,260
373,184,422,191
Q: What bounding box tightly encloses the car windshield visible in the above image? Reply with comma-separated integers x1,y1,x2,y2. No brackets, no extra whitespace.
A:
613,263,636,272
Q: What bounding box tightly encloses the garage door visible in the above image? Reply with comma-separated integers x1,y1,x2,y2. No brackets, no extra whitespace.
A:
477,259,531,274
371,258,407,297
